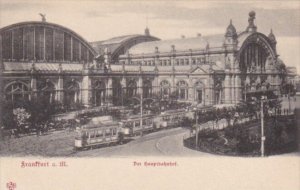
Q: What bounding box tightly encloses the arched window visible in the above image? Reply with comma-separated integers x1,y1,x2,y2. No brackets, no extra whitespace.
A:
194,81,204,103
143,80,152,98
214,80,222,104
37,80,56,104
160,80,170,98
92,80,106,106
127,80,137,97
112,79,123,106
177,80,188,100
64,80,80,109
5,82,30,106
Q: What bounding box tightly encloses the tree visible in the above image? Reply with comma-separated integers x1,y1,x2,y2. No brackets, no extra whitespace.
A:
0,97,15,130
222,107,234,127
13,107,31,132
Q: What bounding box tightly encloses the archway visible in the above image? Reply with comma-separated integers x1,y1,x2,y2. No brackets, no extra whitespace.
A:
5,82,30,107
37,80,56,104
238,33,278,99
127,80,137,97
177,80,188,100
112,79,123,106
92,80,106,106
160,80,170,98
194,81,204,104
143,80,152,98
64,80,80,109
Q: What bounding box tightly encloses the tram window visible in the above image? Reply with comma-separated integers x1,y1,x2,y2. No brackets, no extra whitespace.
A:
112,129,116,135
95,130,103,138
125,122,132,128
83,131,88,138
88,131,94,138
163,116,170,121
135,121,140,127
105,129,111,136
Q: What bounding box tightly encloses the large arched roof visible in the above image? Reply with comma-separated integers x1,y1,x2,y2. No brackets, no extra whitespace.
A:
90,34,160,62
0,21,97,55
237,32,277,59
127,34,225,55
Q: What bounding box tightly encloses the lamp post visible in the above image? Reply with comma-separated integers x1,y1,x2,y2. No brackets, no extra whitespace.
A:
140,89,143,136
194,107,199,149
260,96,266,157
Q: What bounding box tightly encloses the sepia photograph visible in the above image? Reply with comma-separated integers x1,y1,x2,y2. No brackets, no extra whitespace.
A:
0,0,299,189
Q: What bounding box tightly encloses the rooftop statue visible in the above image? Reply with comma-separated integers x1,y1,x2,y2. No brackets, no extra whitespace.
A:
39,13,46,22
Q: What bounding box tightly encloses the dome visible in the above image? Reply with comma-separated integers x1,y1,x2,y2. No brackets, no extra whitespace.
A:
268,29,276,43
249,11,256,18
225,19,237,38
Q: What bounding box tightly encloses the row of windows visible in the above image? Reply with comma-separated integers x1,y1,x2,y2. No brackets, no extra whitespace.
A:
2,26,93,62
83,128,118,138
119,57,211,66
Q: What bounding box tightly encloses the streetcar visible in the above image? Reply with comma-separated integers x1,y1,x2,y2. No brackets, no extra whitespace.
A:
159,109,189,128
120,114,155,136
74,116,124,150
74,109,194,150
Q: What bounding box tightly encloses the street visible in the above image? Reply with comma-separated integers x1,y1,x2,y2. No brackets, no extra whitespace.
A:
73,127,213,157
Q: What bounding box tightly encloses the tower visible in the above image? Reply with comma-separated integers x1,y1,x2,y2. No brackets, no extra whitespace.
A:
224,19,238,48
268,29,277,53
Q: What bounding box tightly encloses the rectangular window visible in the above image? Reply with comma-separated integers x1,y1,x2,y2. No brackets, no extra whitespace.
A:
180,89,185,99
54,29,64,61
95,130,103,138
45,28,53,61
105,129,111,136
112,128,117,136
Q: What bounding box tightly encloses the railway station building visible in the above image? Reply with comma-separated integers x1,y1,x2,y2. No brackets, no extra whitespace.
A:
0,11,294,109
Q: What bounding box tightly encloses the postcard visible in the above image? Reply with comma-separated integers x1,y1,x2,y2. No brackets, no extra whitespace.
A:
0,0,299,190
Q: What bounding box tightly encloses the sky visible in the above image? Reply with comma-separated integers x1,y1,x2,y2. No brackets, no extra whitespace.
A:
0,0,299,73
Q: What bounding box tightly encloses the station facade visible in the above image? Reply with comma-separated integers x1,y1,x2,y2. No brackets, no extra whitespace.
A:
0,11,292,108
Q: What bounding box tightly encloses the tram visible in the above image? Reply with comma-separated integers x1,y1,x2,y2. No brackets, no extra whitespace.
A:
160,109,192,128
120,114,155,136
119,109,192,136
74,116,124,150
74,109,194,150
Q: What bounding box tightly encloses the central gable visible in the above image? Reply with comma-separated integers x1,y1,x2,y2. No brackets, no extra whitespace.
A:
190,66,208,74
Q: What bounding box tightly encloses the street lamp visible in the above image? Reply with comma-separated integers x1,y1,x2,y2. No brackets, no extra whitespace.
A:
194,107,199,149
140,88,143,136
260,96,266,157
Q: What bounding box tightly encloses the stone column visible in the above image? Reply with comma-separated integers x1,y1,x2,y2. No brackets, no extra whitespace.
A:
208,74,214,105
29,76,37,101
231,75,236,104
56,76,64,103
188,78,193,101
81,75,91,107
224,73,231,104
235,74,242,103
121,77,126,98
106,77,113,105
